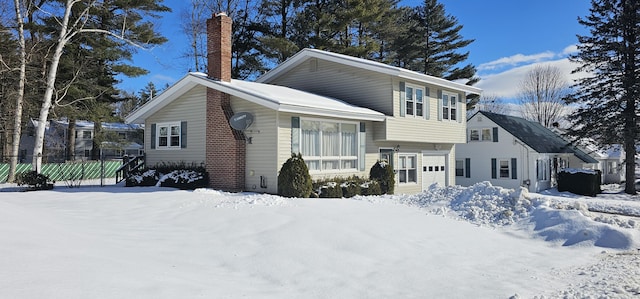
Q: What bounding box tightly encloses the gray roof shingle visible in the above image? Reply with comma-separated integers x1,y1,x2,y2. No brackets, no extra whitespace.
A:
479,111,598,164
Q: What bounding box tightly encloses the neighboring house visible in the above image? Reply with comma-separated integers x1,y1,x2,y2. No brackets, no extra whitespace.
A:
125,13,481,194
456,111,599,193
18,119,143,163
550,126,625,184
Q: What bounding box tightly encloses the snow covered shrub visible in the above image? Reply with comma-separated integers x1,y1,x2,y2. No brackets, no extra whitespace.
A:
125,169,159,187
341,180,361,198
278,153,312,198
318,182,343,198
15,171,53,190
361,180,382,196
159,169,208,190
370,160,394,194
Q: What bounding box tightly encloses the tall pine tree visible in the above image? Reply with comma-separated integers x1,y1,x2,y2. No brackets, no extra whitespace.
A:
565,0,640,194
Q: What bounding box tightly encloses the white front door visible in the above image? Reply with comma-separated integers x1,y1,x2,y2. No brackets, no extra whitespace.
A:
422,154,447,189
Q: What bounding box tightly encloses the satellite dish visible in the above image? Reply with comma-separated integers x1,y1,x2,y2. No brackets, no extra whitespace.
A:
229,112,254,131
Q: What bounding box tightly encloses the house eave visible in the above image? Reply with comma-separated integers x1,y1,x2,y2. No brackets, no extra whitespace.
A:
257,48,482,96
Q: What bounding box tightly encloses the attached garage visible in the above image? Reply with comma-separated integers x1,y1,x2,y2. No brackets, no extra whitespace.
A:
422,153,447,190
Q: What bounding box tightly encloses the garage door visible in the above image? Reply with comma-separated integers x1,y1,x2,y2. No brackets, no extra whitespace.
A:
422,154,447,190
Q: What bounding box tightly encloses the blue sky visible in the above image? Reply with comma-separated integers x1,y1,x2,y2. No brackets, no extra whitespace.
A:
117,0,593,100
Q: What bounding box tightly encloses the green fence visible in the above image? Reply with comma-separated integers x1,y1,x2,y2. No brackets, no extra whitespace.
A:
0,160,122,183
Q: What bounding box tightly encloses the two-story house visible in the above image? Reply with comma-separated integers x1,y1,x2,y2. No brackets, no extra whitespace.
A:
125,13,481,194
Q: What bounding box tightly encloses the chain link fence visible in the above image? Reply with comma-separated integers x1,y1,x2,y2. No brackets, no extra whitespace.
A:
0,153,126,184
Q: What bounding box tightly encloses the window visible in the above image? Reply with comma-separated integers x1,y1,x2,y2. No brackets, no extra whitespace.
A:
82,131,92,139
607,161,618,174
398,154,417,183
537,159,549,181
405,85,425,117
157,122,181,149
499,159,510,178
118,132,127,140
442,92,457,120
300,119,359,171
481,129,491,141
469,128,492,142
455,159,464,177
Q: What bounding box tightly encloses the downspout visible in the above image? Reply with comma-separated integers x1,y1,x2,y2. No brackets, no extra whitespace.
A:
513,138,531,189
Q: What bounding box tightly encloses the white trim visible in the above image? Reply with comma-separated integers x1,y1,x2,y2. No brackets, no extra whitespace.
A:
257,48,482,96
156,122,181,150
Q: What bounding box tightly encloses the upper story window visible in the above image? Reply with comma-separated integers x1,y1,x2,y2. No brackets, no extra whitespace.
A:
469,128,492,142
82,131,92,139
405,85,425,117
157,122,181,149
441,92,457,121
300,119,359,171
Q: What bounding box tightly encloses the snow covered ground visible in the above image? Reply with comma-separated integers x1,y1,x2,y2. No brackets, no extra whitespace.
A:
0,180,638,298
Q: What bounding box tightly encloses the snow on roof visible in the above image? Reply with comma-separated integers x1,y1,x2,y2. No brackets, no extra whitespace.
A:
51,120,143,130
126,72,386,124
257,48,482,96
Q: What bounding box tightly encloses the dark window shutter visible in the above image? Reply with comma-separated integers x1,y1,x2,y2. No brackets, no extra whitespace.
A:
359,122,366,171
150,123,156,149
291,117,300,154
424,87,430,120
491,158,497,179
181,121,187,148
465,158,471,178
399,81,406,117
492,127,499,142
437,90,443,121
511,158,517,179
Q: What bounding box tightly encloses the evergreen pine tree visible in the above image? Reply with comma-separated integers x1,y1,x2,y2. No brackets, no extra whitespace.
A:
565,0,640,194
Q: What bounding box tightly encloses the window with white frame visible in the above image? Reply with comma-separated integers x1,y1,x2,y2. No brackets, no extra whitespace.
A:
300,119,358,171
607,161,618,174
455,159,464,177
157,122,181,149
405,85,425,117
82,131,92,139
398,154,417,183
442,92,457,121
536,159,549,181
499,159,510,178
469,128,492,142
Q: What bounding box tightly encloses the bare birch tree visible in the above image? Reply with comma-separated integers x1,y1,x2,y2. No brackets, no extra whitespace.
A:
518,64,569,127
30,0,168,172
6,0,26,182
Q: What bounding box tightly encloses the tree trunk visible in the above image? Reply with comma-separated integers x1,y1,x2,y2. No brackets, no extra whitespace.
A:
8,0,27,182
31,0,74,172
91,121,102,160
66,118,76,161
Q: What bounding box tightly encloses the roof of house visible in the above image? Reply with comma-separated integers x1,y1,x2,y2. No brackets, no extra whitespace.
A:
125,72,387,124
256,48,482,96
477,111,598,164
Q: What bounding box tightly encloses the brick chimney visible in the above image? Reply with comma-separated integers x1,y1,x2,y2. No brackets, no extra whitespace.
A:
207,12,232,81
205,12,246,191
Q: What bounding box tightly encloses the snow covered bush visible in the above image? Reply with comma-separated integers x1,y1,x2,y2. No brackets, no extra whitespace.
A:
158,169,208,190
278,153,312,198
126,169,159,187
15,171,54,191
370,160,394,194
313,176,366,198
317,182,343,198
360,180,382,196
125,162,208,190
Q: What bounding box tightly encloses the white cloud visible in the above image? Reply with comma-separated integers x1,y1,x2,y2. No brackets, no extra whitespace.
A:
562,44,579,55
477,51,556,71
476,58,588,100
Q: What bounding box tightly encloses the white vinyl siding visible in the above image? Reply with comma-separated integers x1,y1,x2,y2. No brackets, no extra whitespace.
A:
266,59,394,115
145,86,206,166
231,98,279,194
